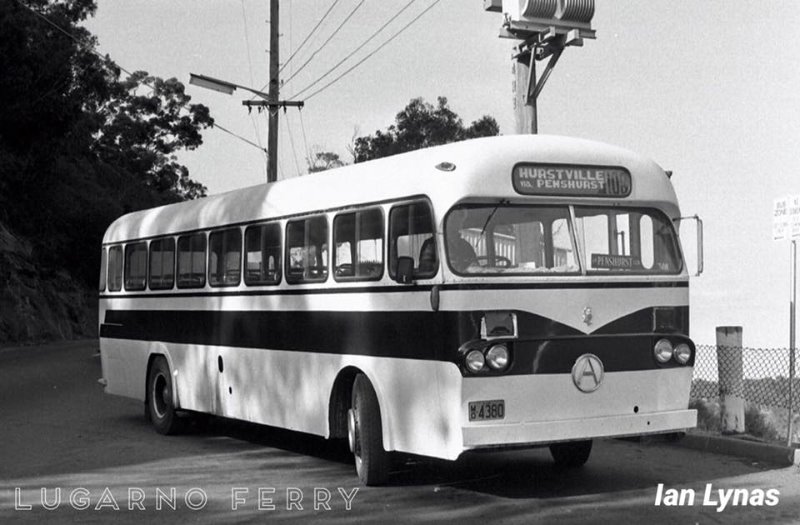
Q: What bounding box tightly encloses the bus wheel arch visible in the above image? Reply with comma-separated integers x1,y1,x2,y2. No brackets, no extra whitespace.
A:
328,367,392,445
549,439,593,468
328,366,362,440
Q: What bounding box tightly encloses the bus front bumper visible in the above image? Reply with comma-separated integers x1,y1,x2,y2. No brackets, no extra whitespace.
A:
462,408,697,449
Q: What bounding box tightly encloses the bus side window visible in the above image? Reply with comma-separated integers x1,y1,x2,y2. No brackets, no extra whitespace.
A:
389,201,437,279
245,223,281,286
177,233,207,288
334,208,384,281
209,228,242,287
99,248,107,292
107,246,122,292
149,238,176,290
124,242,147,291
286,216,328,284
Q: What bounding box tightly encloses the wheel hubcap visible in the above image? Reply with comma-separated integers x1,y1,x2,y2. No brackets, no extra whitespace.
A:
347,408,357,454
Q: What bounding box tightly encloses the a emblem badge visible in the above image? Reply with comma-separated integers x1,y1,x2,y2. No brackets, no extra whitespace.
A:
582,306,593,326
572,354,604,393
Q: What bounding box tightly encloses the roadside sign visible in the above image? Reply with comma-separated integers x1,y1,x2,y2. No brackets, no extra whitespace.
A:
774,196,789,241
789,194,800,240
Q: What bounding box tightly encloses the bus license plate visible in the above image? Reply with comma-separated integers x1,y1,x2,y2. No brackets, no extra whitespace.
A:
469,400,505,421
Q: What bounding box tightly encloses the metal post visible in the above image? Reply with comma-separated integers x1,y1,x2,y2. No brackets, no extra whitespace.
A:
717,326,745,434
789,240,797,446
267,0,280,183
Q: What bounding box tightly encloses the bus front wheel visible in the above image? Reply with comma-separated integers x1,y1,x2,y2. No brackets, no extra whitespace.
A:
146,356,183,435
348,374,389,486
549,439,592,468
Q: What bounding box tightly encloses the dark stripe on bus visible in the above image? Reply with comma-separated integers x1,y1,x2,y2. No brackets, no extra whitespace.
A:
97,280,689,300
100,307,691,375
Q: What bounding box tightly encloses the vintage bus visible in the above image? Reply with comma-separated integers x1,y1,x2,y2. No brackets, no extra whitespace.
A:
98,135,700,485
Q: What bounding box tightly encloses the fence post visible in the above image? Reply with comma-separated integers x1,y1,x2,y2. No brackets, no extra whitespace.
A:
789,239,797,446
717,326,745,434
790,348,796,446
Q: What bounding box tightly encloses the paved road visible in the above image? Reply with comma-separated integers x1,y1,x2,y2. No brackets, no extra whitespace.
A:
0,340,798,524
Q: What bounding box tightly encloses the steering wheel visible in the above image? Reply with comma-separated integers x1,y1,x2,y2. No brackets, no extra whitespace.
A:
476,255,513,268
335,264,354,277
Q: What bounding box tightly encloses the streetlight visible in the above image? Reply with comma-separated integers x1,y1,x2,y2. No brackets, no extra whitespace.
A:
189,73,268,99
189,73,303,182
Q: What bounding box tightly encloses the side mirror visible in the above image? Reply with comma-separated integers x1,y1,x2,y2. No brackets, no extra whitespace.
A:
395,256,415,284
673,215,704,276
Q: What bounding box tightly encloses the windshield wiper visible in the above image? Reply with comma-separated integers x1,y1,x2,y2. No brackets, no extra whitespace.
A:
479,199,507,240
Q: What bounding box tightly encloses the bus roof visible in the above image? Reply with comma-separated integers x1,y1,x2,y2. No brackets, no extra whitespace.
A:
103,134,679,244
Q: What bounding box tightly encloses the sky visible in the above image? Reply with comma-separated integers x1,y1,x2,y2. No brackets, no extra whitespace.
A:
84,1,800,348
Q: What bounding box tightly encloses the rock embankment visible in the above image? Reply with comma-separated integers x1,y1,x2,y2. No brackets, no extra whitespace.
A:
0,222,95,344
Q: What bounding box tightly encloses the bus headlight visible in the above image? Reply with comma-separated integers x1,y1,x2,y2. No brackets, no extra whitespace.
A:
485,344,510,371
673,343,692,365
465,350,485,373
654,338,673,363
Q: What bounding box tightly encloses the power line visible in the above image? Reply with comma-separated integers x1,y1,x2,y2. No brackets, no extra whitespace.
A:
281,0,367,88
239,0,257,87
15,0,131,75
290,0,420,100
240,0,266,153
284,111,302,177
213,123,268,152
15,0,267,155
279,0,344,75
298,109,311,167
299,0,442,102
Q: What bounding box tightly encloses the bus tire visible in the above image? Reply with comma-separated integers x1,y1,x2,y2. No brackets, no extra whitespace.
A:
146,356,183,435
348,374,389,486
549,439,592,468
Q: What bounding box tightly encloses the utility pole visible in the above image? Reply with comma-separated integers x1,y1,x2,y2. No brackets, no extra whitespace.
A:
191,0,303,186
484,0,596,134
267,0,280,183
243,0,303,182
513,51,536,134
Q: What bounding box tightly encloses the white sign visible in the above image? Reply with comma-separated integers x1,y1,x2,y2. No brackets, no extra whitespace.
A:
774,196,789,241
790,194,800,240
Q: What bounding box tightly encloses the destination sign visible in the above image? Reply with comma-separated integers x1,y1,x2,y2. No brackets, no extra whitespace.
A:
591,254,641,270
513,164,632,197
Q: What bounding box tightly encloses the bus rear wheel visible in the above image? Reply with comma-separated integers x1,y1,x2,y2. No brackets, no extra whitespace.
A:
146,356,183,435
549,439,592,468
348,374,389,486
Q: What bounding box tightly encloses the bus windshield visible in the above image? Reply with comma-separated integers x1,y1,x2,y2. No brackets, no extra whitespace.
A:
445,204,682,275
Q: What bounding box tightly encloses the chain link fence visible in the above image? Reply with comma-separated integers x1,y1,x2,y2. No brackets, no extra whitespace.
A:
691,344,799,442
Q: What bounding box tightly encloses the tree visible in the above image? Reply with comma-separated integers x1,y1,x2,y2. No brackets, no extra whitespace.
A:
307,150,346,173
92,71,212,201
353,97,499,163
0,0,213,286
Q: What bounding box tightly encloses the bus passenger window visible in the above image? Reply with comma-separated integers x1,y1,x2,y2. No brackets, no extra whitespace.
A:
99,248,107,292
124,242,147,291
149,238,175,290
107,246,122,292
209,228,242,287
177,233,207,288
245,224,281,285
334,208,384,281
389,201,436,279
286,216,328,284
